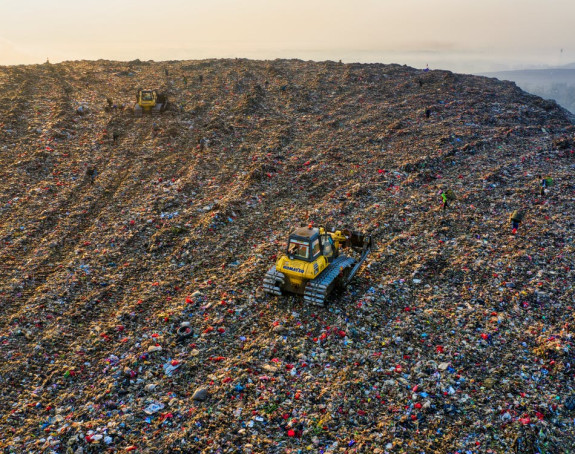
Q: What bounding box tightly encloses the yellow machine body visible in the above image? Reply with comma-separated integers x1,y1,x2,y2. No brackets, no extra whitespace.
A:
138,90,157,110
134,89,167,117
263,226,372,304
275,254,329,294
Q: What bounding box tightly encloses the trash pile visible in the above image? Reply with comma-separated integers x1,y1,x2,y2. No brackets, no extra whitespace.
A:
1,59,574,453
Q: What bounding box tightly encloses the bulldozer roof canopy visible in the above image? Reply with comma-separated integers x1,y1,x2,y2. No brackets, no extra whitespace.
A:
290,227,319,240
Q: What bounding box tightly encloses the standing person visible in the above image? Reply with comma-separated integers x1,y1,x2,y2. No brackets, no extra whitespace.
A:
86,165,97,185
539,175,548,197
183,75,188,88
510,209,524,235
441,191,449,210
152,122,160,138
440,189,454,211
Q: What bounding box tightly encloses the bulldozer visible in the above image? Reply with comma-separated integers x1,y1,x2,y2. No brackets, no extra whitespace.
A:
134,89,168,117
263,225,373,306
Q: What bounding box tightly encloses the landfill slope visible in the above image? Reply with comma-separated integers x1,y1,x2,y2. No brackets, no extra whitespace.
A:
0,59,574,453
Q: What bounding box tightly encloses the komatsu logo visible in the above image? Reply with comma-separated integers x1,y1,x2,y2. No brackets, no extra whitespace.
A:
283,265,304,273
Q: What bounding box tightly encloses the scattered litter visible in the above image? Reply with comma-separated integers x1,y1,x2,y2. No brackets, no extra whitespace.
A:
0,59,574,453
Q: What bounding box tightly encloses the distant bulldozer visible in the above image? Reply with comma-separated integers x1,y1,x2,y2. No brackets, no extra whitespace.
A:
134,89,168,117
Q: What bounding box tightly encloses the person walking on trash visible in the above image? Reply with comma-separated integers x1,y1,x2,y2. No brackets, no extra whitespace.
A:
441,191,449,210
539,174,549,197
440,189,455,211
86,165,97,184
510,208,525,235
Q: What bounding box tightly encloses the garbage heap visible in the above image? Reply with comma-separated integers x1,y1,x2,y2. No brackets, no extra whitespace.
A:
0,59,574,453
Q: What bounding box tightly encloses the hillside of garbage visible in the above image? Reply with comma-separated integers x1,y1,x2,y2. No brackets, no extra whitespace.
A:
1,59,574,453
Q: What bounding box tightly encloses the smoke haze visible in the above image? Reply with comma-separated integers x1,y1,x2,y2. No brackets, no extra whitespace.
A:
2,0,574,73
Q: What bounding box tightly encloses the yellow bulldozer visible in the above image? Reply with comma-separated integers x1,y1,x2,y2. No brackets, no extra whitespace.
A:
134,89,168,117
263,225,373,306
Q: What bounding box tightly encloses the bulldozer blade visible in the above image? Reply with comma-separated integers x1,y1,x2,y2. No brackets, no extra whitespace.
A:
349,231,372,249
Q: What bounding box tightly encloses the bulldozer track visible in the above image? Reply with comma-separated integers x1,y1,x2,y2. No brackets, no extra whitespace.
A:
262,255,357,305
263,266,284,296
303,255,356,306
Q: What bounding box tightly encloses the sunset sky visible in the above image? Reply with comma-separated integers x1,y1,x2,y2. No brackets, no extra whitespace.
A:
2,0,574,73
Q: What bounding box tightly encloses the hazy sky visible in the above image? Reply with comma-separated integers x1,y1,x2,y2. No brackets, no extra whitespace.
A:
2,0,574,73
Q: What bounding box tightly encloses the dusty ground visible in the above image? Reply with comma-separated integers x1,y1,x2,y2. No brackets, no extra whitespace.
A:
0,59,574,453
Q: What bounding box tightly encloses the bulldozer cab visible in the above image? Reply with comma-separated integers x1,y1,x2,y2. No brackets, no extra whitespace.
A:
287,227,321,262
138,90,156,106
